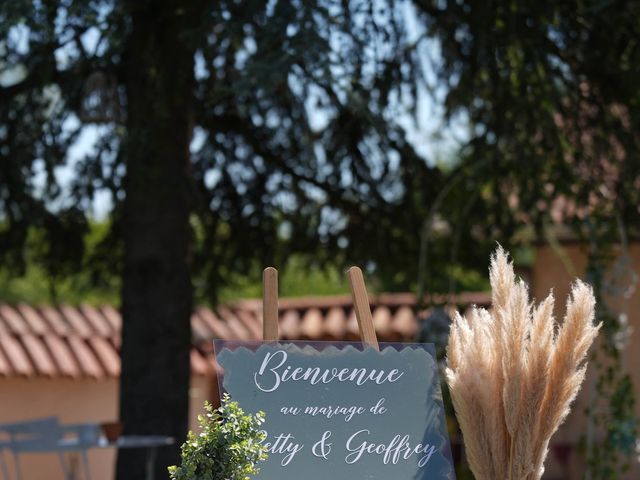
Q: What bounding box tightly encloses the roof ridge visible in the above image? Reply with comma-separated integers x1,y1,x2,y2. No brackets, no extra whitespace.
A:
0,290,491,310
0,292,492,379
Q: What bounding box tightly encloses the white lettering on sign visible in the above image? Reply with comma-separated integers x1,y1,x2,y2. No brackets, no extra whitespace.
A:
261,432,304,466
344,429,437,467
253,350,404,393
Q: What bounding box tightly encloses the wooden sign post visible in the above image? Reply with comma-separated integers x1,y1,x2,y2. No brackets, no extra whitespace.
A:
262,267,279,342
262,265,379,348
347,266,379,351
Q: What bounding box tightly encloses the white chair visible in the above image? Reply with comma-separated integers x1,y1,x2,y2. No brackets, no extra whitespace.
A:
9,421,100,480
0,417,59,480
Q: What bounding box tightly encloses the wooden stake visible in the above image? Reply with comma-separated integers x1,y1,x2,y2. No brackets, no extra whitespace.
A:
347,266,379,351
262,267,279,341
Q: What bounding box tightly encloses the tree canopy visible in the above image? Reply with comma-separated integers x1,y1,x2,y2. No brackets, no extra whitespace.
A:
0,0,461,299
417,0,640,234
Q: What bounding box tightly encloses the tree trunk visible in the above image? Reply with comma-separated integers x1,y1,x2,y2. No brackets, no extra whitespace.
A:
117,2,195,478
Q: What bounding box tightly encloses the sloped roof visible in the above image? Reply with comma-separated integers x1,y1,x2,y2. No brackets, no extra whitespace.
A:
0,292,490,379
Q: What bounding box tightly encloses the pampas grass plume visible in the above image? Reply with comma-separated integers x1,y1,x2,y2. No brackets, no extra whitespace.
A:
446,246,600,480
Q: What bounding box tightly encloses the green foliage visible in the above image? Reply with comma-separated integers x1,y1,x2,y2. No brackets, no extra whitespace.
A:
0,224,348,303
168,395,267,480
217,256,350,303
0,224,491,304
582,243,638,478
0,221,119,304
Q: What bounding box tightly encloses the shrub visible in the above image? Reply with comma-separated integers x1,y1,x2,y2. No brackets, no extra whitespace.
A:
169,394,267,480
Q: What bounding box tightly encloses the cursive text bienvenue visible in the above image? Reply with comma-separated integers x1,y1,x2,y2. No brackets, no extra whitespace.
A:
253,350,404,393
345,430,437,467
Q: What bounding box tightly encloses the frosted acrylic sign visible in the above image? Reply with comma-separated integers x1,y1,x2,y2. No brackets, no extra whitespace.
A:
214,341,455,479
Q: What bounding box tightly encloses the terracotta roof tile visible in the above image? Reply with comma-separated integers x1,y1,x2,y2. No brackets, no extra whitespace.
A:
99,305,122,333
393,306,418,338
59,305,93,338
39,306,70,336
233,308,261,339
0,305,28,334
16,304,49,335
324,307,347,339
190,350,209,376
275,296,353,310
195,308,233,339
344,310,362,341
88,337,120,377
21,334,56,376
191,313,211,343
67,336,103,379
300,308,323,339
217,307,253,340
279,309,301,340
0,291,491,379
43,335,80,378
80,305,113,337
0,342,12,376
374,293,417,306
0,335,33,376
372,306,393,338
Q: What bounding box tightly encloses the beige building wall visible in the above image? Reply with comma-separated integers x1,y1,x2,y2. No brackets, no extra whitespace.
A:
532,243,640,480
0,375,213,480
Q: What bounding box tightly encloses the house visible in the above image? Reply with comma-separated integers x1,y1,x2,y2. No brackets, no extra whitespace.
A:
531,240,640,480
0,292,488,479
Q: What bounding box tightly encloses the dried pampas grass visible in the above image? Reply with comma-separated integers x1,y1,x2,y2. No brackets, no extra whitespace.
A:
446,246,600,480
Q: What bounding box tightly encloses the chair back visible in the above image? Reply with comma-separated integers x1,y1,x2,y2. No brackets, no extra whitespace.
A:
0,417,59,448
0,417,59,437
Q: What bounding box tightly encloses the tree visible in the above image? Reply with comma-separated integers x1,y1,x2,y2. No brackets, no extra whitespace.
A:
414,0,640,240
117,2,199,478
0,1,441,478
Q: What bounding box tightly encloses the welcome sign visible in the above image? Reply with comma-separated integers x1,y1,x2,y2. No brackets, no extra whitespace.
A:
214,341,456,479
